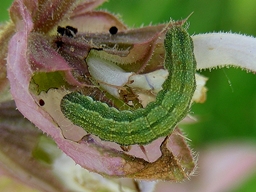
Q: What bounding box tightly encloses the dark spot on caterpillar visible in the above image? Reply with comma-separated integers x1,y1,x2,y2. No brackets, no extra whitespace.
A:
57,26,78,37
39,99,45,106
109,26,118,35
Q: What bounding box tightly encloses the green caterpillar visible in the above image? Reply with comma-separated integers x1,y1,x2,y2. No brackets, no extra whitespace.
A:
60,24,196,146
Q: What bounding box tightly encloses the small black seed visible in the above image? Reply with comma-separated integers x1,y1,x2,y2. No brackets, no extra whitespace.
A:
55,40,64,48
109,26,118,35
39,99,45,106
66,26,78,35
57,26,78,37
57,26,66,36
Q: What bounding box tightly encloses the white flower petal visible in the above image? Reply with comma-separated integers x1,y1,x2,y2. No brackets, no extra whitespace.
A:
192,74,208,103
87,54,132,98
138,180,157,192
193,33,256,72
128,69,168,94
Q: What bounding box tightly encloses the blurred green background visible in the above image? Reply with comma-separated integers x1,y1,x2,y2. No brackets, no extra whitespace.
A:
1,0,256,191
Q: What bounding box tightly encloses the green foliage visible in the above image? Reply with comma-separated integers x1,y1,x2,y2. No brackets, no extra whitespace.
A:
0,0,11,22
